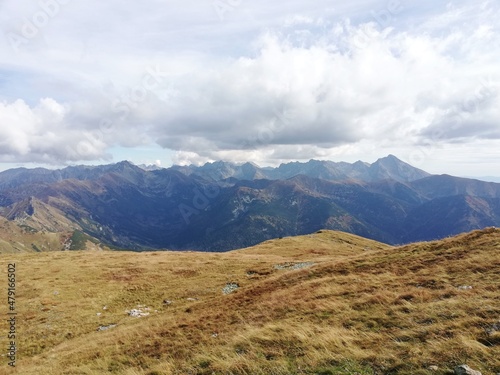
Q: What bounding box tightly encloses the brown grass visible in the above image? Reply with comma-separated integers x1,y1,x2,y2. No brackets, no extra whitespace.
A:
0,229,498,374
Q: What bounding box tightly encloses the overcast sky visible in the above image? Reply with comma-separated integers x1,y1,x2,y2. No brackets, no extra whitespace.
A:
0,0,499,177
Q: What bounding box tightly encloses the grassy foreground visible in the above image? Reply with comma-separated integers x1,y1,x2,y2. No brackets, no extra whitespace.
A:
0,229,499,374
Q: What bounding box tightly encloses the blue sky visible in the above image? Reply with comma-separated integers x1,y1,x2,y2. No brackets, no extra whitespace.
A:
0,0,499,177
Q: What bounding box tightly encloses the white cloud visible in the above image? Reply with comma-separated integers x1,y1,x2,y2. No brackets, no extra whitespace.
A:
0,98,110,164
0,0,499,174
152,3,500,166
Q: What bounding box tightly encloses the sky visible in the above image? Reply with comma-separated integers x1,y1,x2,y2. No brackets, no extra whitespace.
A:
0,0,499,178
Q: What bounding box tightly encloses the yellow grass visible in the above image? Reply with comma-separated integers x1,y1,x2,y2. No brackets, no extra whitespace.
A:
0,229,499,374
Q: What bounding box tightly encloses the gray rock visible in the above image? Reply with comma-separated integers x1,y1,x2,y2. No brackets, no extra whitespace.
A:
454,365,482,375
97,324,117,331
429,365,439,371
127,309,150,317
222,283,239,295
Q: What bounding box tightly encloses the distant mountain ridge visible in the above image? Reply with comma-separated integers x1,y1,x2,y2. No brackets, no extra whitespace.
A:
171,154,431,183
1,155,500,251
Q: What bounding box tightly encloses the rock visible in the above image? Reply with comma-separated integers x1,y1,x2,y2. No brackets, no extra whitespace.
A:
454,365,482,375
163,299,173,305
222,283,239,295
429,365,439,371
457,285,473,290
127,309,150,317
97,324,117,331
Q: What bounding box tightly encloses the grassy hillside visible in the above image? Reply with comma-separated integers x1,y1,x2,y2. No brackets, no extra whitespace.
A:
0,216,65,253
0,216,106,253
0,229,498,374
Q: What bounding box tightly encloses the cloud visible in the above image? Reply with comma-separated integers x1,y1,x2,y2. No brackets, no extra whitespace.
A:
153,2,500,164
0,98,111,164
0,0,499,170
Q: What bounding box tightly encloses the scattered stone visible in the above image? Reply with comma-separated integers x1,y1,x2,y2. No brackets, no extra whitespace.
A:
186,298,198,302
127,309,150,318
103,306,108,310
163,299,173,305
222,283,239,295
458,285,473,290
96,313,102,317
97,324,116,331
274,262,315,270
454,364,482,375
212,333,218,338
429,365,439,371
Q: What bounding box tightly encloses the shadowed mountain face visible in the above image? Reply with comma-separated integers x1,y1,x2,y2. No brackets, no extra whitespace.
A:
1,156,500,251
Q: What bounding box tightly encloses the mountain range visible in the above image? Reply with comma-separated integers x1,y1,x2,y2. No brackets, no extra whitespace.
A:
1,155,500,251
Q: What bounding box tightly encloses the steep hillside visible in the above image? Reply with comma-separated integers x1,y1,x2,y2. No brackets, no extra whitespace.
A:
0,214,107,253
402,195,500,242
0,216,65,253
0,196,80,233
0,229,498,374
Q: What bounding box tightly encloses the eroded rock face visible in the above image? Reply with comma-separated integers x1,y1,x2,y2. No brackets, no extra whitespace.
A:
454,365,482,375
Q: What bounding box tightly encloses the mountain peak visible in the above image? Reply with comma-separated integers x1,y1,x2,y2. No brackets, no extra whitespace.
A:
370,155,430,183
375,154,403,164
241,161,260,168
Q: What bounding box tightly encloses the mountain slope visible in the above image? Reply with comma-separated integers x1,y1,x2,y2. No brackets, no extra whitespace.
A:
402,195,500,242
0,214,104,253
0,228,498,374
1,157,500,251
411,174,500,199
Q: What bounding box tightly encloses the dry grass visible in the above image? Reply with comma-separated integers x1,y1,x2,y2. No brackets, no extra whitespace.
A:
0,229,498,374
